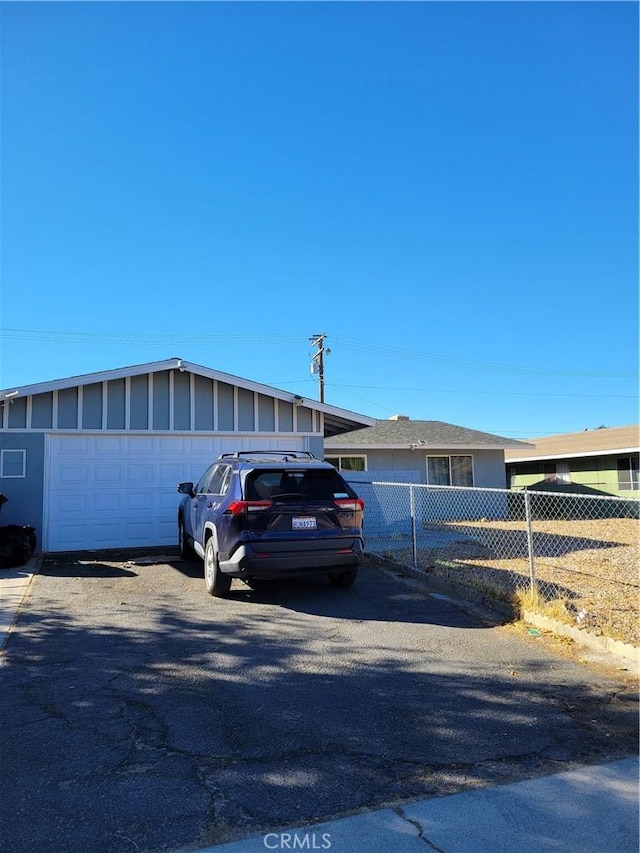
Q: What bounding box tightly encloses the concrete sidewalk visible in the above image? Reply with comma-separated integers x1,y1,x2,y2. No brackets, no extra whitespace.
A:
0,555,38,651
188,757,639,853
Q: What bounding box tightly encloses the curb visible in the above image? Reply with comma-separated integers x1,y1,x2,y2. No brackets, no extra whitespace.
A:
521,609,639,666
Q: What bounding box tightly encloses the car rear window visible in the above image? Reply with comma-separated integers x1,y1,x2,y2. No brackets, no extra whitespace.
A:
245,469,353,502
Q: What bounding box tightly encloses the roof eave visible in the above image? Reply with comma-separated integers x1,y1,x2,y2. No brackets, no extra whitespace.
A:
0,357,375,433
325,443,525,451
506,446,640,463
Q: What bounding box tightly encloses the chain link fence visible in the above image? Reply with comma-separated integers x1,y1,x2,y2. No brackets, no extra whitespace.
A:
348,480,640,646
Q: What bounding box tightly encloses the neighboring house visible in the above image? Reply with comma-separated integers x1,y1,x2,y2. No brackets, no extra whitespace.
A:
0,358,375,552
505,424,640,498
324,415,529,488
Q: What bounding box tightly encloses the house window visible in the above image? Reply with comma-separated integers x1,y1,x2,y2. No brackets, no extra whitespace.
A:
325,455,367,472
617,457,639,491
543,462,570,483
1,449,26,478
426,455,473,487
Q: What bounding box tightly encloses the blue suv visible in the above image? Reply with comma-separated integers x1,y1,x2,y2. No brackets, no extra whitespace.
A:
177,451,364,597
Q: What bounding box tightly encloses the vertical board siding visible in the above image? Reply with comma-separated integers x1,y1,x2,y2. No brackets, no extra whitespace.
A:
3,370,329,439
107,379,126,429
173,370,191,430
258,394,275,432
57,388,78,429
238,388,254,431
129,375,149,429
82,383,103,429
32,393,53,429
7,397,28,429
153,371,170,430
194,375,215,430
217,382,235,431
297,406,313,432
278,400,294,432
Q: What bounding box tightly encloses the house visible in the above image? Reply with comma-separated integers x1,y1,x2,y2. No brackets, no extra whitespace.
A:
324,415,529,488
0,358,375,552
505,424,640,498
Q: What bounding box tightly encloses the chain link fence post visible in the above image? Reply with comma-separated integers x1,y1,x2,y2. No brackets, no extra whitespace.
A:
410,484,418,568
524,489,536,596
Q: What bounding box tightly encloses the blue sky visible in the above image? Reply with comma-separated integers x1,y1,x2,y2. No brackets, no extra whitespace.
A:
1,1,637,438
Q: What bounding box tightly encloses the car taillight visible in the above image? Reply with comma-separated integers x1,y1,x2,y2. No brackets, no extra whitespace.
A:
227,500,273,516
333,498,364,511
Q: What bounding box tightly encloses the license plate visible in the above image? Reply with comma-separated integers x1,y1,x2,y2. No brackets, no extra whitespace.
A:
292,516,317,530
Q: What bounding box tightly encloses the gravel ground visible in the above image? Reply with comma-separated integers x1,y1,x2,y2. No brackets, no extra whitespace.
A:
374,518,640,647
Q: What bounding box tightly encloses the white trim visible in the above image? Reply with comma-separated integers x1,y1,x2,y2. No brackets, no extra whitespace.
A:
125,377,131,430
149,373,155,431
169,371,174,431
77,385,83,429
42,435,51,551
189,372,195,431
101,382,108,430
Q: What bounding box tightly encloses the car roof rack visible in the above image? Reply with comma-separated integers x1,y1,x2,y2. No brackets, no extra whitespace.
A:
219,450,318,461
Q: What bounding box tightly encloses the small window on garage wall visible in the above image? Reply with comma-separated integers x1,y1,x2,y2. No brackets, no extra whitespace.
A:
1,449,26,478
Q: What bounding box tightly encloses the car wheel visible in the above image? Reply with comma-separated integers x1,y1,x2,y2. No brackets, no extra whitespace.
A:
204,538,231,597
178,517,194,559
328,567,358,588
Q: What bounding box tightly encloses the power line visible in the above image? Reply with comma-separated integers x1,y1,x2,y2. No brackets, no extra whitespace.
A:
324,382,637,400
2,327,636,379
330,334,637,379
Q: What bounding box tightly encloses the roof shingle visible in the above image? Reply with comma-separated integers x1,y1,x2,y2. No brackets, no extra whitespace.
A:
326,420,528,450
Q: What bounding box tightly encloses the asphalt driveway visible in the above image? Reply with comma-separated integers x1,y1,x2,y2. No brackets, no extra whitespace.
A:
0,554,637,853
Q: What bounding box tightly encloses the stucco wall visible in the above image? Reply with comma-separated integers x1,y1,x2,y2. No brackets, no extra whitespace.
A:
328,448,508,488
0,432,45,534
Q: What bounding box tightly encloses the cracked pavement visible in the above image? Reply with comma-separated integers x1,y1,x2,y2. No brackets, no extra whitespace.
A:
0,554,637,853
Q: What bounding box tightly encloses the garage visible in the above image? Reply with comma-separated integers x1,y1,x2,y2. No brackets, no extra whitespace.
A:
46,434,308,551
0,358,374,553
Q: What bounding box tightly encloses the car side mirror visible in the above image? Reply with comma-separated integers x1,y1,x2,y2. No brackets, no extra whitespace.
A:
177,482,195,497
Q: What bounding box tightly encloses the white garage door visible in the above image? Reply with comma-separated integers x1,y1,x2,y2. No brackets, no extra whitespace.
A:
46,434,307,552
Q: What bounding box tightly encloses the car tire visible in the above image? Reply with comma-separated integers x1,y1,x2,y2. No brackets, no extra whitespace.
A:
328,567,358,588
204,537,232,597
178,517,194,560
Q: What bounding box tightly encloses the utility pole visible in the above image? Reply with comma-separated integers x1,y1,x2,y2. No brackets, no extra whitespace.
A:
309,333,330,403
